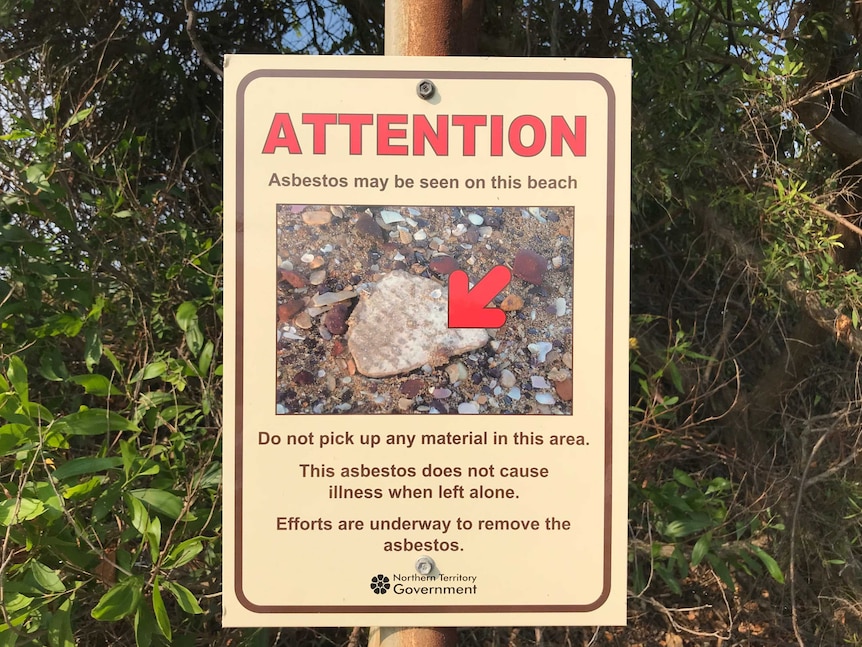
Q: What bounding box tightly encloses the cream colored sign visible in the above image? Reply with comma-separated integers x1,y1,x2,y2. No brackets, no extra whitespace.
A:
223,55,630,627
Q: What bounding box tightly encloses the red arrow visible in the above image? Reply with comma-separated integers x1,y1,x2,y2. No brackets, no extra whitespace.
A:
448,266,512,329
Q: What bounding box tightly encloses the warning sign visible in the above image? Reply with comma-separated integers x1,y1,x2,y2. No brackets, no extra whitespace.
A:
223,55,630,626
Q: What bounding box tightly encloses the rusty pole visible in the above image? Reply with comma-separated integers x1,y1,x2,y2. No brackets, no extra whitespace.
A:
371,1,476,646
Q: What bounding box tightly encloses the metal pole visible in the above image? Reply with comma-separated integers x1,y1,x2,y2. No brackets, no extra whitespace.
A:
373,1,472,645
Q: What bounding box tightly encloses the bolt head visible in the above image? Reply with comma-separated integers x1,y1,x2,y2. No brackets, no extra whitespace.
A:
415,556,435,575
417,80,435,100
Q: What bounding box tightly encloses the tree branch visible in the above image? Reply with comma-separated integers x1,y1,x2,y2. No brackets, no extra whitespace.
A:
794,100,862,162
184,0,223,79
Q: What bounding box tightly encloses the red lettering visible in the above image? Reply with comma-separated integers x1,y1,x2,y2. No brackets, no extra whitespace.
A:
490,115,504,156
302,113,337,154
509,115,546,157
413,115,448,155
377,114,409,155
338,113,373,155
261,113,302,154
452,115,487,156
551,115,586,156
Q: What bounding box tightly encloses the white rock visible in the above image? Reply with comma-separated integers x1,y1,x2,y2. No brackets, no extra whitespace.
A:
311,290,357,307
500,369,516,388
528,341,553,362
300,253,315,263
458,402,479,414
381,210,404,224
555,298,567,316
536,393,555,405
531,375,551,389
508,387,521,401
467,213,484,226
346,271,489,377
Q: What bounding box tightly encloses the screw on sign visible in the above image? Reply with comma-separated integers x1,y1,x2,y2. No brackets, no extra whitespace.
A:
416,79,436,100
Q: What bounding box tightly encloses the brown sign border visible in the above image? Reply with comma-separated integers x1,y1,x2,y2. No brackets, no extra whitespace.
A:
233,68,619,614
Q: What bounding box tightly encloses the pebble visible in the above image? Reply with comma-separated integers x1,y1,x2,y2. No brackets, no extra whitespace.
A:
330,205,345,218
467,213,484,226
294,370,314,385
446,362,467,384
507,387,521,401
531,375,551,389
331,339,347,356
555,298,567,316
535,392,556,405
552,255,563,269
302,210,332,226
278,298,305,321
398,397,413,411
432,387,452,399
280,269,307,288
458,402,479,414
324,303,350,335
294,311,313,329
309,269,326,285
429,255,458,275
500,294,524,311
513,248,548,285
528,207,547,223
311,290,357,307
309,255,325,269
381,210,405,224
346,271,488,377
554,378,573,401
500,369,516,388
528,341,553,362
300,253,315,264
355,212,383,239
414,230,428,241
400,378,423,398
399,229,412,244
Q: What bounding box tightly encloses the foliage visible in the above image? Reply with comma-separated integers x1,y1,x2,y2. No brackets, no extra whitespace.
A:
3,0,862,644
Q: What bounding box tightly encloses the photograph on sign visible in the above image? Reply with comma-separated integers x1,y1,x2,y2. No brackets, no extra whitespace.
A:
224,55,630,627
276,203,573,415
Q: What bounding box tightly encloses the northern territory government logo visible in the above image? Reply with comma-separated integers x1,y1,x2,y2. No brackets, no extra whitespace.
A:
369,573,478,596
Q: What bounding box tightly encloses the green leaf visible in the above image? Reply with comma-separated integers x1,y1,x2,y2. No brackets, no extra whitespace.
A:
84,328,102,372
198,340,214,375
132,361,166,381
691,534,711,567
0,498,46,525
7,355,28,403
63,106,94,129
134,603,155,647
91,576,144,621
39,351,70,382
749,544,785,583
152,579,172,641
29,561,65,593
146,515,162,564
162,581,203,614
129,489,184,520
706,553,735,589
164,537,204,569
48,597,75,647
126,494,149,536
54,409,137,436
102,347,124,376
175,302,197,332
69,374,121,396
673,469,697,489
52,456,123,481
